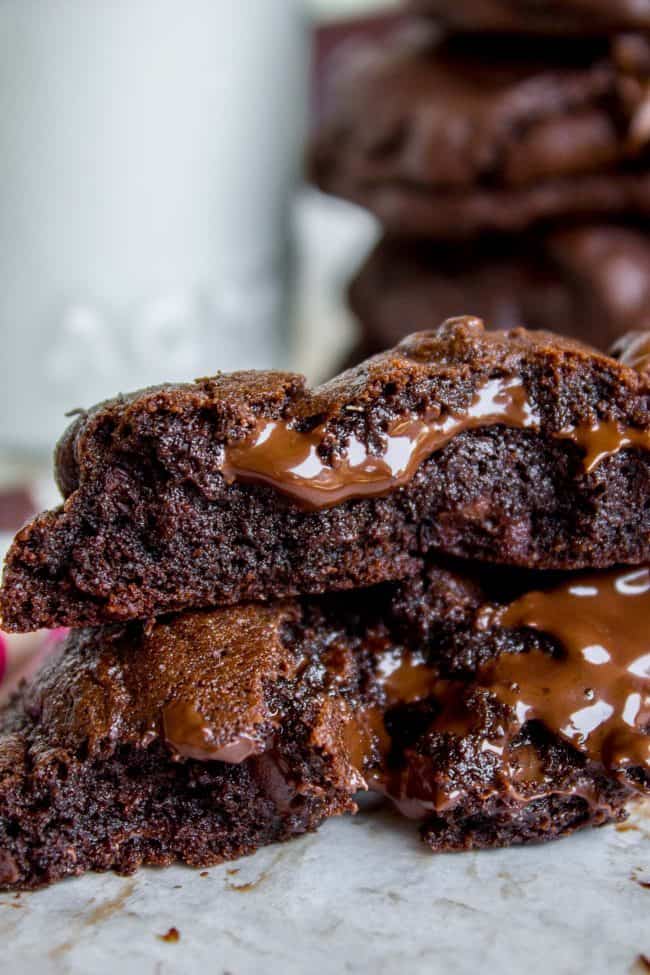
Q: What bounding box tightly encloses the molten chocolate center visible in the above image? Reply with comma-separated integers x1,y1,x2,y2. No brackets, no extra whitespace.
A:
221,377,537,510
162,701,262,763
221,374,650,509
366,566,650,815
490,567,650,769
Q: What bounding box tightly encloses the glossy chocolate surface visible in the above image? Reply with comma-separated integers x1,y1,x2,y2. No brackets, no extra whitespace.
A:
221,377,538,510
2,558,648,887
364,566,650,815
490,567,650,770
221,377,650,508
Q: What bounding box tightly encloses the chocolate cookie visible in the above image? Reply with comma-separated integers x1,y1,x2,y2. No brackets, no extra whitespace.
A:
406,0,650,35
348,225,650,359
373,561,650,849
0,602,365,890
3,317,650,632
310,29,649,238
614,33,650,81
1,561,647,887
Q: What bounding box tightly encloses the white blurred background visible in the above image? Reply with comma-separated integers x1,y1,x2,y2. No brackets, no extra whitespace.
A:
0,0,396,454
0,0,397,547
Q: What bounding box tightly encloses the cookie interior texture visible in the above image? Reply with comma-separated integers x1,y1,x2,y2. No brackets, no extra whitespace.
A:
3,318,650,632
0,602,364,890
1,561,647,889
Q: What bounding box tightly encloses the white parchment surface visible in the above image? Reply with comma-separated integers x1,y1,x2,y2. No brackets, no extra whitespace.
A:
2,801,648,975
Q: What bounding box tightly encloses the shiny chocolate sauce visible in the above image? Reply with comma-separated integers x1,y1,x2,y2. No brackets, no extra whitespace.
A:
162,701,322,809
162,701,262,763
366,566,650,817
221,377,538,510
558,421,650,473
342,644,442,779
221,373,650,508
492,566,650,772
375,645,440,706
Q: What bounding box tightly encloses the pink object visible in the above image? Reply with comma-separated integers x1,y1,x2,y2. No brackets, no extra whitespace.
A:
43,628,69,649
0,486,37,532
0,632,7,685
0,627,68,704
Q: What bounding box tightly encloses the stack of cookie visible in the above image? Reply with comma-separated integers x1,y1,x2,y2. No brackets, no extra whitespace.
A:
310,3,650,360
0,315,648,889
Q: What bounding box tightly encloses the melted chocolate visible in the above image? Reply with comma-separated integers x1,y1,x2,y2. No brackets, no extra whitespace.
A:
560,327,650,468
559,421,650,474
365,566,650,815
342,644,441,782
250,754,298,813
161,703,319,822
221,377,539,510
493,567,650,772
221,373,650,509
161,566,648,822
162,701,262,763
342,712,376,776
375,646,440,705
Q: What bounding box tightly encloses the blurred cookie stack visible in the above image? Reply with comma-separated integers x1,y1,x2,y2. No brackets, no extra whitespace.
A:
310,0,650,361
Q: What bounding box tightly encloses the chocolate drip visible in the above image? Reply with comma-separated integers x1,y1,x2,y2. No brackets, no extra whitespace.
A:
221,378,538,510
561,326,650,466
558,421,650,473
492,567,650,771
162,701,262,764
221,373,650,509
364,566,650,816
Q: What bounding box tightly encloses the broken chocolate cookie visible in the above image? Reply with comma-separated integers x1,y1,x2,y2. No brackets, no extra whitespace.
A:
0,561,647,887
0,602,365,890
3,317,650,631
